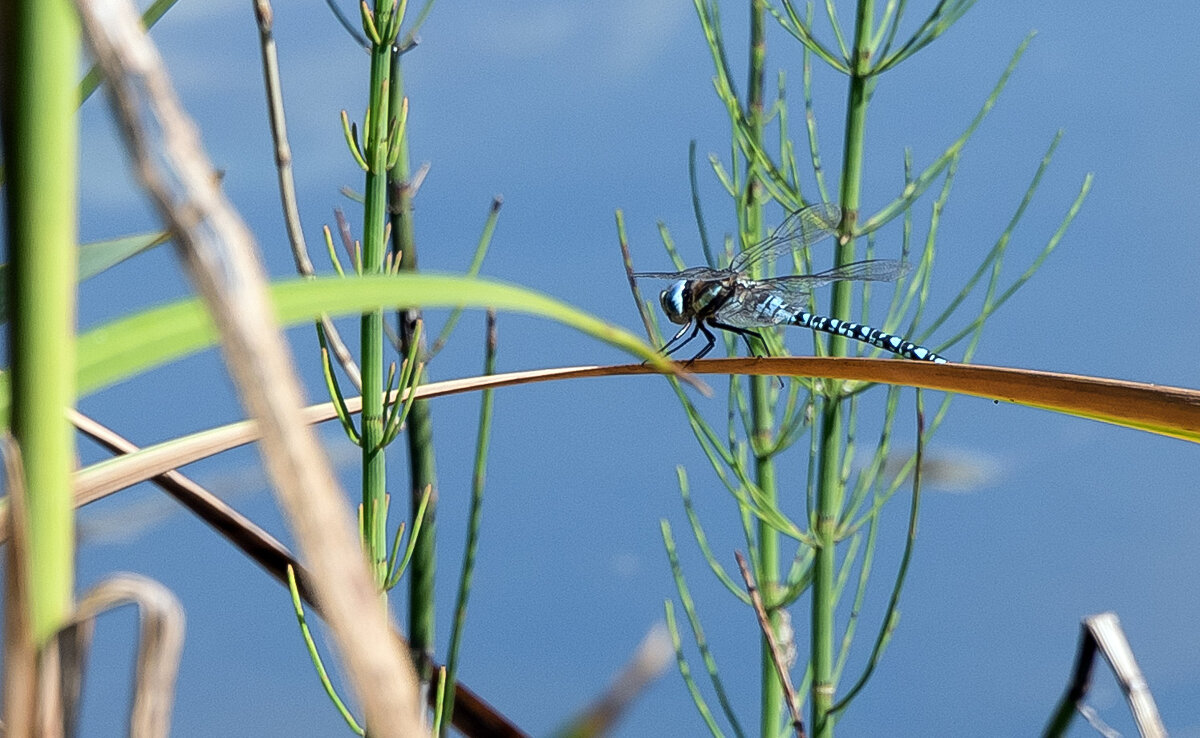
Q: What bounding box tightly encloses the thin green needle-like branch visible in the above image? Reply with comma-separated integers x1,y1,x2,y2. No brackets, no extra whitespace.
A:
663,522,748,738
664,602,726,738
316,322,362,446
426,198,503,359
385,485,432,591
287,566,365,735
440,312,498,736
831,391,926,714
770,0,848,72
862,33,1032,234
679,469,752,604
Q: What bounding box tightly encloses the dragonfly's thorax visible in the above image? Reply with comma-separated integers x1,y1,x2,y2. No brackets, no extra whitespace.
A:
660,279,735,324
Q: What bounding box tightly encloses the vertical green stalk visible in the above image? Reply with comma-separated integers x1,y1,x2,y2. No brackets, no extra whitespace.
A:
0,0,80,645
742,2,783,736
388,53,438,685
439,312,497,735
361,2,397,588
813,2,874,736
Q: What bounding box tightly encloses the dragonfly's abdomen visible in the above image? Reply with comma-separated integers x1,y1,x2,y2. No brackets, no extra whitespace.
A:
736,292,797,325
792,311,947,363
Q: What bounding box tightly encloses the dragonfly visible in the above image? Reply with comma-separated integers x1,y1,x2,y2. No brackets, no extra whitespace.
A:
634,203,947,363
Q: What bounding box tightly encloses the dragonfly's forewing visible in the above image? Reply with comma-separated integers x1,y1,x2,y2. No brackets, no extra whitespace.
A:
728,203,843,274
713,258,909,328
633,266,729,280
742,259,907,303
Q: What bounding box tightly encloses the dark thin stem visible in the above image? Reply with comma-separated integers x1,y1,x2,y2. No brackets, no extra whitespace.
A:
736,552,807,738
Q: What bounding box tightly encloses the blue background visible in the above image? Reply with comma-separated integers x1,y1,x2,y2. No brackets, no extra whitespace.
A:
46,0,1200,735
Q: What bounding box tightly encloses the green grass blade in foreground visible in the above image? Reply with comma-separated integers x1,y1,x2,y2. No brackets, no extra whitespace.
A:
61,272,661,400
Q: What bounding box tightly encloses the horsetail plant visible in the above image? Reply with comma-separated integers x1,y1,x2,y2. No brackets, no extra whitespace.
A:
632,1,1092,737
388,50,442,690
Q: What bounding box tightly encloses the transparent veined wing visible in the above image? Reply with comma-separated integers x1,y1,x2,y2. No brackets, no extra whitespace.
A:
632,266,731,281
728,203,843,274
711,281,803,328
712,259,910,329
758,259,910,301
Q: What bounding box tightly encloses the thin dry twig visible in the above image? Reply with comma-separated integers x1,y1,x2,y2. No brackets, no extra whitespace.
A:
73,1,423,734
554,625,674,736
735,551,806,738
616,212,658,343
70,410,319,601
253,0,361,391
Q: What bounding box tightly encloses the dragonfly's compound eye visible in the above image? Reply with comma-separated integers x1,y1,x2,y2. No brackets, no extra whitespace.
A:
660,281,689,324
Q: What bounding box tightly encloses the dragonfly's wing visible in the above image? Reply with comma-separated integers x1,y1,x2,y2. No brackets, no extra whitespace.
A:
712,280,801,328
633,266,728,280
728,203,843,274
714,260,910,328
761,259,910,299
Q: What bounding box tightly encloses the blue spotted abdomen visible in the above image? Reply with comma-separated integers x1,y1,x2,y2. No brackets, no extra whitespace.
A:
792,311,947,363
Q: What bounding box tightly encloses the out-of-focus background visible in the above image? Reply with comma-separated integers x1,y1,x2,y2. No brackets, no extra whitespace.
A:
54,1,1200,734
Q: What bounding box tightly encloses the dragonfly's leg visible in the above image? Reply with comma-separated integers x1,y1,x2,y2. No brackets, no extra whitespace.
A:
710,321,770,357
686,322,718,363
660,321,702,358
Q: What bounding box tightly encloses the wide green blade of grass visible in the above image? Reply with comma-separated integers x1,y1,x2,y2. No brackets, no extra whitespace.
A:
0,273,663,426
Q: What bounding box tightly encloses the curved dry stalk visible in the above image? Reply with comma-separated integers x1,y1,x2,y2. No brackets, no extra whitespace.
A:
56,574,186,738
63,412,525,737
41,356,1200,542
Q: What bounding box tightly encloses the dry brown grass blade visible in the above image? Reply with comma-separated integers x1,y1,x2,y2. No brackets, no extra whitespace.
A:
45,356,1200,528
678,357,1200,442
69,410,319,601
67,357,1200,510
3,436,38,735
0,356,1192,542
65,412,526,737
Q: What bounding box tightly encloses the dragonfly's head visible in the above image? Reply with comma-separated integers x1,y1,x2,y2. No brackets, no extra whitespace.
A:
659,281,690,324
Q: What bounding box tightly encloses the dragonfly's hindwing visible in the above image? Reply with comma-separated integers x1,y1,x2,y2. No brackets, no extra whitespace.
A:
714,280,802,328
